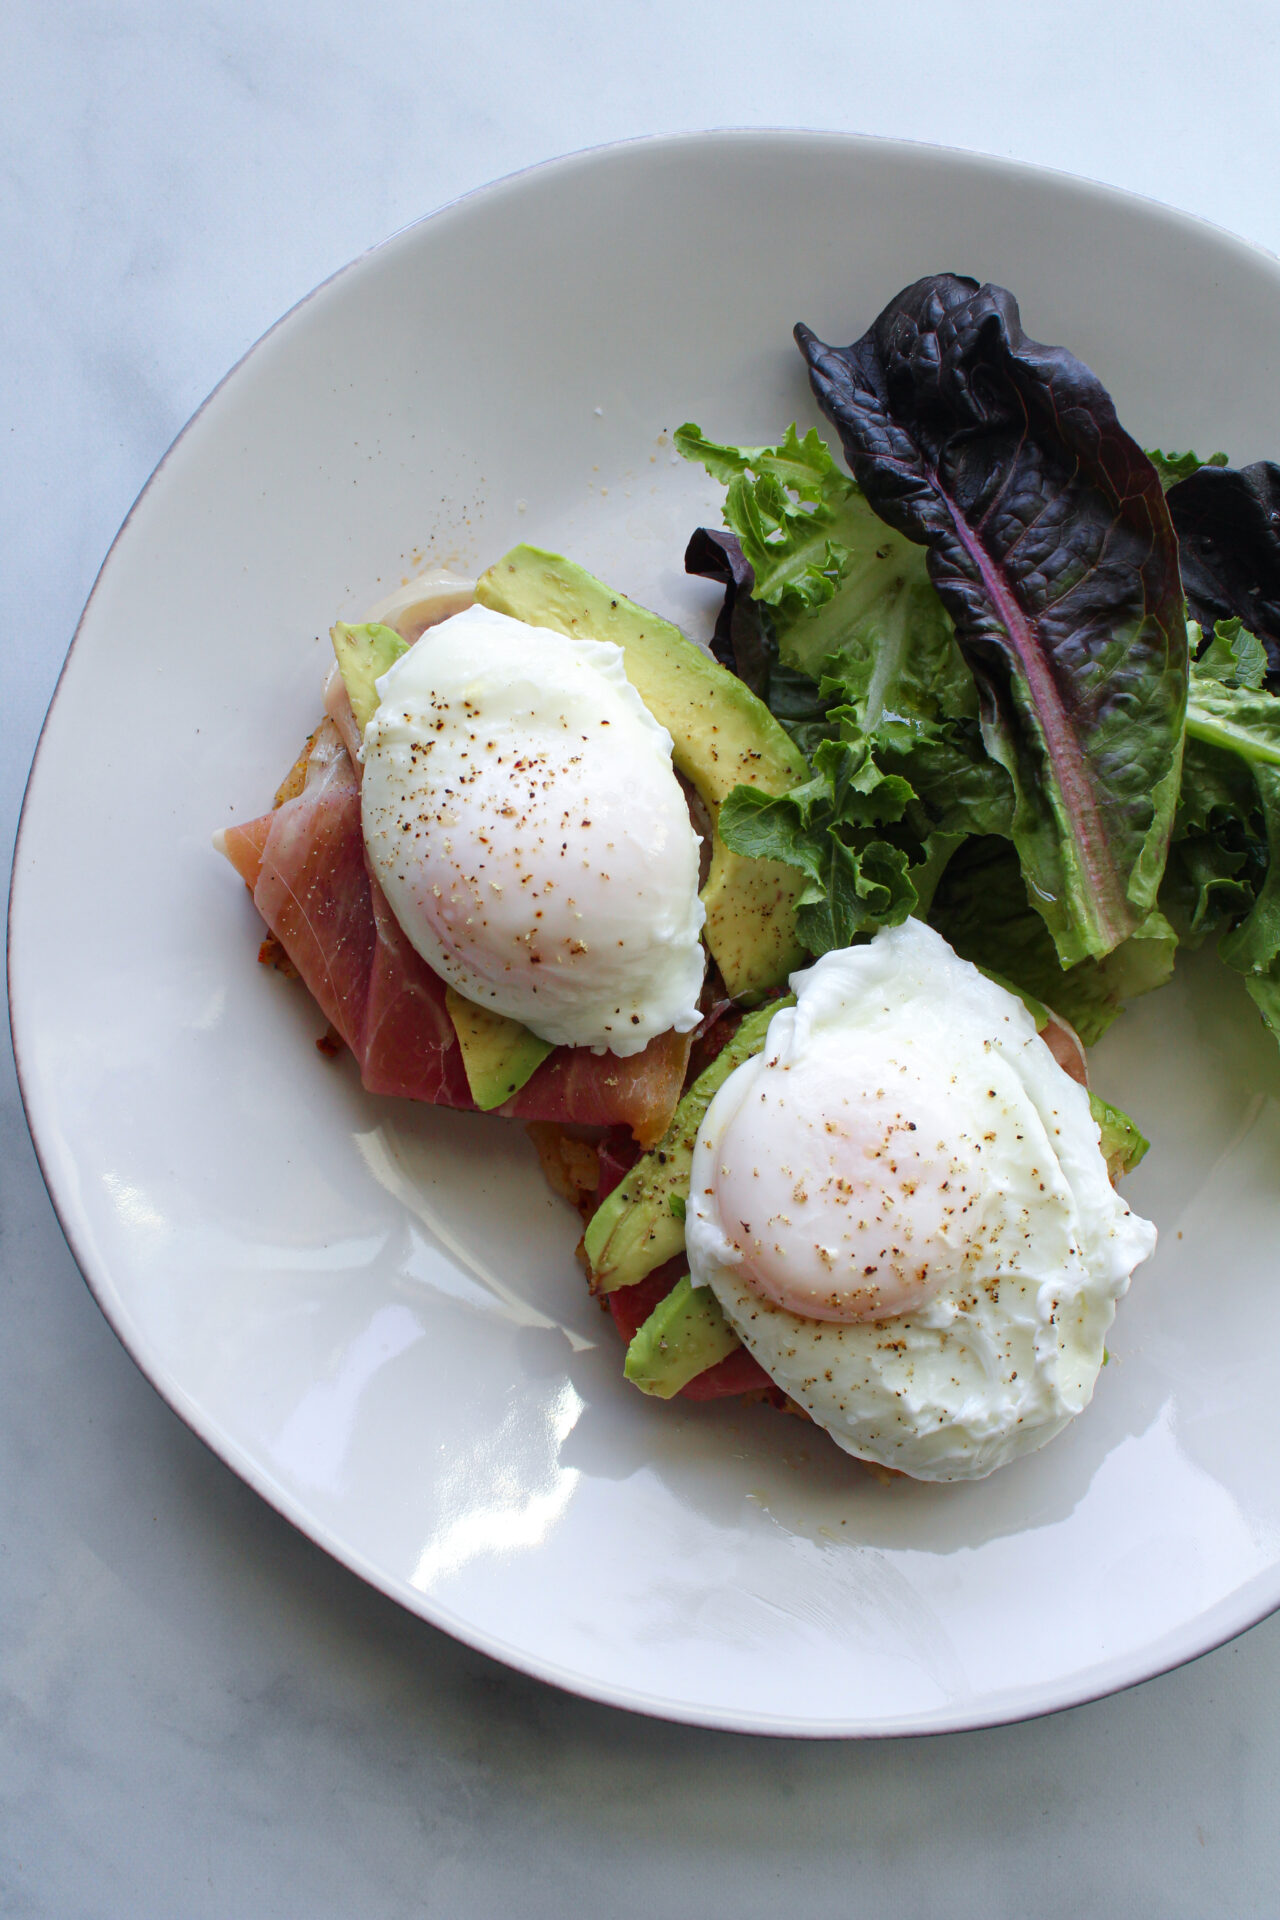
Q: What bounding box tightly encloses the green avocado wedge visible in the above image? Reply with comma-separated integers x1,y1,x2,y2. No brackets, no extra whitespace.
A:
583,997,791,1291
474,545,810,1002
444,986,554,1110
1089,1093,1150,1182
330,621,409,733
623,1274,742,1398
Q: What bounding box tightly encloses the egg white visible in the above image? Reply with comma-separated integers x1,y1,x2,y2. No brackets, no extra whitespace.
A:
361,603,706,1056
686,919,1157,1481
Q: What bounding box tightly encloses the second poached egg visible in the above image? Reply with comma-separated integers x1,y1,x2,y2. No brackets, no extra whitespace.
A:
685,920,1158,1479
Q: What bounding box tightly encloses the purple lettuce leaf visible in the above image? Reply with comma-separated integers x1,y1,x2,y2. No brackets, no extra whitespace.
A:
1166,461,1280,689
795,274,1188,967
683,526,771,698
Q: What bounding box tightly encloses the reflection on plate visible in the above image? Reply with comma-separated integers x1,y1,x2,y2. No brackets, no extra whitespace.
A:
13,131,1280,1735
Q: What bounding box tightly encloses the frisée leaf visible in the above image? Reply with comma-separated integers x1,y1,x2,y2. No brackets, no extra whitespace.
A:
717,738,919,953
676,421,971,720
1147,447,1228,492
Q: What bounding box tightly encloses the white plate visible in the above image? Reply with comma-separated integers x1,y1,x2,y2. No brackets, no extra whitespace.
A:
13,131,1280,1737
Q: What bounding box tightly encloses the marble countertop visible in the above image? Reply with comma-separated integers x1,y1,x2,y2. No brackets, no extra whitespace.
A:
5,4,1280,1912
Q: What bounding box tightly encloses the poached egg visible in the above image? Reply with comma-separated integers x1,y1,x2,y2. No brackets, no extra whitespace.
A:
685,919,1157,1480
361,602,706,1056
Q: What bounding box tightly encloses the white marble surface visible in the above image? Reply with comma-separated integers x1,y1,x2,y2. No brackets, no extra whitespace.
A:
6,3,1280,1911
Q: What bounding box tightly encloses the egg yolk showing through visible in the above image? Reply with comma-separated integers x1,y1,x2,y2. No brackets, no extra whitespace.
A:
708,1057,995,1321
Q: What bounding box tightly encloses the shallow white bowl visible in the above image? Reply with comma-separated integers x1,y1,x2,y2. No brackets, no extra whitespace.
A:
13,131,1280,1736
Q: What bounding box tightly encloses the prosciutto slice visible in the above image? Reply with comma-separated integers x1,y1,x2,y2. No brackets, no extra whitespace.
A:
219,721,692,1141
603,1255,784,1403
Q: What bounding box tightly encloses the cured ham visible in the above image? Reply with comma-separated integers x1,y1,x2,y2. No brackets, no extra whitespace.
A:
219,721,692,1141
602,1254,785,1404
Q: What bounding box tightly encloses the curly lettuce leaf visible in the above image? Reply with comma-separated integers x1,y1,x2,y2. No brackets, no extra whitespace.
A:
717,738,919,953
676,421,974,724
1162,716,1262,952
1147,447,1228,491
796,274,1189,970
674,422,862,621
864,711,1014,840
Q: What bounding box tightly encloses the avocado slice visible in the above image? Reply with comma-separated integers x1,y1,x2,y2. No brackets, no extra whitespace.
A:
331,621,409,733
474,546,809,1002
445,986,554,1110
584,996,790,1291
623,1273,741,1398
1089,1093,1149,1182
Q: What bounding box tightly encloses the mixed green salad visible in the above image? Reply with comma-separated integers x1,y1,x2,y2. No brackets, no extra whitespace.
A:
674,272,1280,1053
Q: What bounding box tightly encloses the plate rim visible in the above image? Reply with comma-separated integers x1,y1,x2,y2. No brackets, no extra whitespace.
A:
12,125,1280,1739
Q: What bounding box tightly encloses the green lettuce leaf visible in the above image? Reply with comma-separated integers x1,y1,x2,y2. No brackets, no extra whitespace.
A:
867,712,1015,840
1162,651,1280,1038
673,422,862,623
1186,660,1280,766
675,421,973,720
929,838,1175,1045
718,737,918,953
1195,616,1268,690
1146,447,1229,491
1218,764,1280,1037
